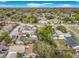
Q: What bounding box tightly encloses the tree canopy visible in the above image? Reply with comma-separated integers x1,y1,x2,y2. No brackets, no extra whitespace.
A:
56,25,67,33
0,32,11,43
37,25,53,42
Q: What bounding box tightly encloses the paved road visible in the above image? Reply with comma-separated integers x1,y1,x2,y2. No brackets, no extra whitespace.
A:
9,25,21,39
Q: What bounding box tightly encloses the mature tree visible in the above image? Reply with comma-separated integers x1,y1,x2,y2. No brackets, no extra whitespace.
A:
33,41,63,58
63,17,71,22
37,25,53,42
63,52,73,58
56,25,67,33
0,22,5,30
0,32,11,43
5,12,12,17
21,16,38,23
37,25,57,47
28,16,38,23
72,13,79,21
45,15,54,20
17,53,24,58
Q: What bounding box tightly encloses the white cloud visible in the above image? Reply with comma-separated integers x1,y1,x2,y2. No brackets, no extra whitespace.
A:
0,4,23,7
0,0,78,1
0,4,15,7
54,4,75,8
61,4,73,7
0,1,7,3
26,3,76,8
0,3,78,8
26,3,53,7
0,3,26,8
27,3,41,7
76,1,79,2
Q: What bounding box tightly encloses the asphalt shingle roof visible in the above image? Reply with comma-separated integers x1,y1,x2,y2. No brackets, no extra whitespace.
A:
64,37,79,48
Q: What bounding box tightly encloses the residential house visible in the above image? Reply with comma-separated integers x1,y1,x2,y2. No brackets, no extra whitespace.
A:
20,25,38,41
25,42,37,58
38,19,49,24
55,30,65,39
6,45,25,58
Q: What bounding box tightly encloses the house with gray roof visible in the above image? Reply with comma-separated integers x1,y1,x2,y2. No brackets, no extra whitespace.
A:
55,30,65,39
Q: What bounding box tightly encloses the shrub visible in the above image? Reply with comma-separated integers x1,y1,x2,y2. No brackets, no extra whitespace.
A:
56,25,67,33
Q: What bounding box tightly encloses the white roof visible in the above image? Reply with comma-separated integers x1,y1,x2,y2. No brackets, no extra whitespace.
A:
22,30,34,34
22,30,27,33
64,33,71,37
73,46,79,49
31,35,38,39
39,20,48,23
28,35,38,40
55,30,64,35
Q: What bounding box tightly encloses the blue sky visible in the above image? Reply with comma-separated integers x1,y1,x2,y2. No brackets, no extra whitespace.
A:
0,1,79,8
